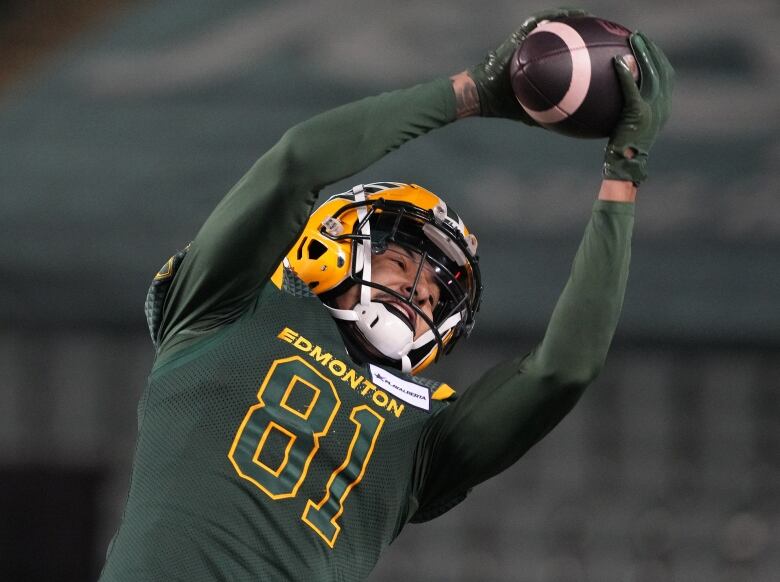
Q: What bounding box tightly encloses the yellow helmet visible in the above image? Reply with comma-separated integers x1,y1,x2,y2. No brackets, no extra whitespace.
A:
281,182,481,375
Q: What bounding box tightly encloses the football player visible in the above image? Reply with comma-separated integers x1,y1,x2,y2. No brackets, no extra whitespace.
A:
100,8,673,581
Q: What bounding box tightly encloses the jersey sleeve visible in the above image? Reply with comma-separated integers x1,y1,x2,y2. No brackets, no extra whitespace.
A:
152,78,457,361
410,200,635,520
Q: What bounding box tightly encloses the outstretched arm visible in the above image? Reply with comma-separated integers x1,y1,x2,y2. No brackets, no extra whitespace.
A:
411,32,673,520
411,193,634,518
155,79,458,355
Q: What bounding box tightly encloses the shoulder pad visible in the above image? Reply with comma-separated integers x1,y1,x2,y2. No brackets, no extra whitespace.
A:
144,244,191,348
431,384,456,401
270,261,317,298
282,265,317,297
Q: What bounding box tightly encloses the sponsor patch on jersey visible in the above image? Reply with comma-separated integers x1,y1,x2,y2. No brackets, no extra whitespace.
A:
369,365,430,411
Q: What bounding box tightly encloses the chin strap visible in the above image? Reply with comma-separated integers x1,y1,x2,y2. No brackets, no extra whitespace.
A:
323,304,360,321
409,313,462,350
324,185,372,324
354,186,374,309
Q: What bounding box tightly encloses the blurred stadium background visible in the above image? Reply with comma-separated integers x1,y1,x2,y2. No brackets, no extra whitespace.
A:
1,0,778,580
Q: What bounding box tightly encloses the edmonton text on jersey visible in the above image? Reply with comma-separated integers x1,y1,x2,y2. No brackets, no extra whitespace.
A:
277,327,406,418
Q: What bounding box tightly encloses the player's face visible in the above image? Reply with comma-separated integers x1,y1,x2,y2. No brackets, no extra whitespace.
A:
333,243,441,339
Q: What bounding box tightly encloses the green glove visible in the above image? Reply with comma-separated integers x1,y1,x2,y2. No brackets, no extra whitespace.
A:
467,7,590,123
603,32,675,184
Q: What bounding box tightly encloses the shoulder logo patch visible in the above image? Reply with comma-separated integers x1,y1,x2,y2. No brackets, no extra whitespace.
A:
369,365,430,411
154,256,175,281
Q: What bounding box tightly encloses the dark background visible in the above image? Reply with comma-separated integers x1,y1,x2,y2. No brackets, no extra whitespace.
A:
0,1,777,580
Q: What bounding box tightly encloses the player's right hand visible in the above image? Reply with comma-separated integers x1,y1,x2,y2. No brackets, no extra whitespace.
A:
467,7,590,124
603,32,675,185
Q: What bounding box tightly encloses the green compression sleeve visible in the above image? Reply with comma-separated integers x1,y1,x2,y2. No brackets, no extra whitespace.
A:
412,200,634,518
156,78,456,356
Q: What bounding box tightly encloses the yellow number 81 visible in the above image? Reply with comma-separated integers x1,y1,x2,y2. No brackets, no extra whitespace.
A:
228,356,384,547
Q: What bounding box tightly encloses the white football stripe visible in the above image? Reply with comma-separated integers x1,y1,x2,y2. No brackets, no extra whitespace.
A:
522,22,591,124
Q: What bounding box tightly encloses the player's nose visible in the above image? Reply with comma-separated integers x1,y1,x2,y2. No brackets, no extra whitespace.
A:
405,275,435,310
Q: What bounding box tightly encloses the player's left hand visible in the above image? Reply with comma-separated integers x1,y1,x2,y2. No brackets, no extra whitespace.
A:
467,7,590,123
603,32,675,184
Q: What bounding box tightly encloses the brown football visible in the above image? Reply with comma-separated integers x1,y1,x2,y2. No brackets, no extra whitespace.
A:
510,16,639,138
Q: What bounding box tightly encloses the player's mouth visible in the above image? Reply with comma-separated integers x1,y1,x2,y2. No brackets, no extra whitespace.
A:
382,301,417,332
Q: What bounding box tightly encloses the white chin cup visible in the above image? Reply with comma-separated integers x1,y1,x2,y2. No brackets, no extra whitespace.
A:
354,302,414,361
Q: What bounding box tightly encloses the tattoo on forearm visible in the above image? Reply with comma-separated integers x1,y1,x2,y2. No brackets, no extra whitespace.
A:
450,72,480,118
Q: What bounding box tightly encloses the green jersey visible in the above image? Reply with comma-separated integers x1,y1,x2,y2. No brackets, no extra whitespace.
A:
101,78,634,581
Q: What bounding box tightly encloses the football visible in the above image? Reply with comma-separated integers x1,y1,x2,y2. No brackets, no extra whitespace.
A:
510,15,639,138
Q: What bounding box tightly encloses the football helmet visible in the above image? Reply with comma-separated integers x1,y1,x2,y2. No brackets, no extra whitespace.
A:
282,182,482,375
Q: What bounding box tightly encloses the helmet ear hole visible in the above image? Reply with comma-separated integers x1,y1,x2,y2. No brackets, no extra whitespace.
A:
307,239,328,260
